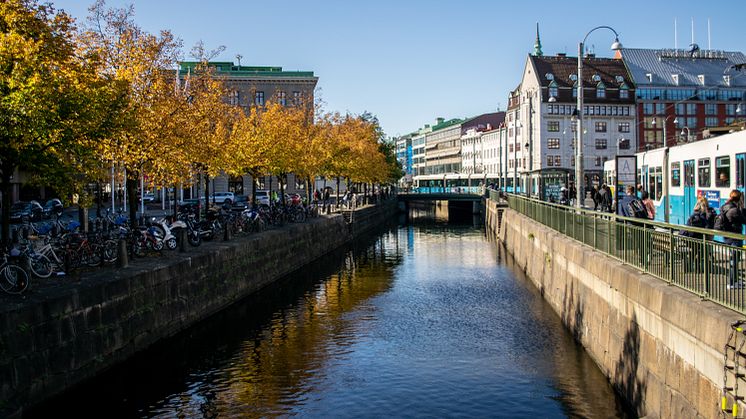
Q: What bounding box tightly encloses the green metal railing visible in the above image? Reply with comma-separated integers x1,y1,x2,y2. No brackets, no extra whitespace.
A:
501,193,746,314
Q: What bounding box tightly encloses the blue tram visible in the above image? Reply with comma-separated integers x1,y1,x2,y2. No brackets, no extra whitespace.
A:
603,130,746,226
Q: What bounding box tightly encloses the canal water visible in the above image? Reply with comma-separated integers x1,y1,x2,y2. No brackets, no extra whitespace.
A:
30,211,630,418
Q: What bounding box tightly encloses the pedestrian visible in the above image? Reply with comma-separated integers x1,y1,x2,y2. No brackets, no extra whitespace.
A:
313,189,321,203
716,190,746,289
617,185,650,265
680,196,715,272
592,185,600,211
323,188,331,213
559,186,569,206
636,183,644,199
641,191,655,220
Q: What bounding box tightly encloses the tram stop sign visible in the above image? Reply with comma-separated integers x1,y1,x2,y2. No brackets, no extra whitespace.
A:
615,155,637,211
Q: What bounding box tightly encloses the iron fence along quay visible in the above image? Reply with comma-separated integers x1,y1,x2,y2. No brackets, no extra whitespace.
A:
492,190,746,315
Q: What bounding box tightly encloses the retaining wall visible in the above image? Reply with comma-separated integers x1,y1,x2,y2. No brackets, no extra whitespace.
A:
0,202,397,416
491,200,741,419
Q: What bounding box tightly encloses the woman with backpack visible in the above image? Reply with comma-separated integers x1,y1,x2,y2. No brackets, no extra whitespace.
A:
716,190,746,289
641,191,656,220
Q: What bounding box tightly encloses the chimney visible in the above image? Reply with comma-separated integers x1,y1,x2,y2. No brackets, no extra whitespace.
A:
436,117,445,125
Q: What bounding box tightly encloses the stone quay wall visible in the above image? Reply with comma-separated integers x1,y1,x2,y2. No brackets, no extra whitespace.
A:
489,200,741,419
0,202,397,416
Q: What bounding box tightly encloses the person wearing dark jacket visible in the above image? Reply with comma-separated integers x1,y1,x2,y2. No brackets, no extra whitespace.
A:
718,190,746,289
681,196,715,272
616,185,640,218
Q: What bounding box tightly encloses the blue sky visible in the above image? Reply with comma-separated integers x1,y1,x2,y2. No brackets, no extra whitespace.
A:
52,0,746,137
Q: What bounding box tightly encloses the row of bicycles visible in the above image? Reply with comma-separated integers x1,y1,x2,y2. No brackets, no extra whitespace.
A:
0,201,322,295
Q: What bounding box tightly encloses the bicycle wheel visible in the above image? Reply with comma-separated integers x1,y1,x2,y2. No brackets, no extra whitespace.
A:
102,240,118,263
84,246,102,267
1,264,30,294
28,253,52,278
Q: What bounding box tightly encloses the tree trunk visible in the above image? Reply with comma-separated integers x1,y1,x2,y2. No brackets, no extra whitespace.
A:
1,168,13,246
204,172,210,219
336,177,340,208
127,174,138,227
280,174,287,206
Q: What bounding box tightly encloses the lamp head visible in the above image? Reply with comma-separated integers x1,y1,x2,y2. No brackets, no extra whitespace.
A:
548,96,557,103
611,37,623,51
651,118,656,126
673,117,678,124
738,104,743,114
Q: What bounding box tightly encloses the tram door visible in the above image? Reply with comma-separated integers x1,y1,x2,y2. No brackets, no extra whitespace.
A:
683,159,696,220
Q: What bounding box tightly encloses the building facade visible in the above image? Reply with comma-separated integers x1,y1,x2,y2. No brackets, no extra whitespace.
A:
620,48,746,149
509,52,637,200
178,61,318,198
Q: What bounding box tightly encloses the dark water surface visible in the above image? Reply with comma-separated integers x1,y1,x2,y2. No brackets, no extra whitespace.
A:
30,218,630,418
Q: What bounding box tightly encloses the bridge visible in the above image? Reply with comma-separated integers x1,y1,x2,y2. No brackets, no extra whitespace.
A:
397,192,483,202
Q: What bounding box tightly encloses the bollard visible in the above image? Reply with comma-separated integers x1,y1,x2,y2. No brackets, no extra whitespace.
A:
117,238,128,268
223,224,231,241
178,228,187,252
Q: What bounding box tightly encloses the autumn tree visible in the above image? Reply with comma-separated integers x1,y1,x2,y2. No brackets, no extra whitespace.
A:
0,0,126,244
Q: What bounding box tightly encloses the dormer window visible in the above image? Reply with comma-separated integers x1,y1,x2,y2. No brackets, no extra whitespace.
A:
548,81,558,99
698,74,706,85
724,75,732,86
619,83,629,99
672,74,680,85
646,73,653,83
596,82,606,99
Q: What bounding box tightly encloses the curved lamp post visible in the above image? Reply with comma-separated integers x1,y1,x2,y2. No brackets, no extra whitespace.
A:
576,26,622,208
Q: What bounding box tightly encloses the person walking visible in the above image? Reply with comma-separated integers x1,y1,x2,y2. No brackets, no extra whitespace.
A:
641,191,655,220
592,185,600,211
680,196,715,273
717,190,746,289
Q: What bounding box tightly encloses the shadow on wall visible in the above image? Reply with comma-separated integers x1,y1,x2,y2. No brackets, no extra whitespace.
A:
561,280,585,341
614,311,647,416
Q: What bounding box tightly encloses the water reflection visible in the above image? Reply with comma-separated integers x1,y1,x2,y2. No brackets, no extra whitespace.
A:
28,221,629,418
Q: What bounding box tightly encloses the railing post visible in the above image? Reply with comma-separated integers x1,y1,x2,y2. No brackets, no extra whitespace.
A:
593,216,597,249
668,229,675,284
703,236,710,298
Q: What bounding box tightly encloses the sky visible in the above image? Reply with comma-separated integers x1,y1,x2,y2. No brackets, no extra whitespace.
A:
51,0,746,138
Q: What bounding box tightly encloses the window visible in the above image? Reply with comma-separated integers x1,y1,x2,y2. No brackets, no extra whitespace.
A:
254,91,265,106
548,84,558,98
554,156,561,166
643,103,655,115
228,90,240,106
547,138,560,149
595,122,607,132
597,83,606,98
698,158,711,187
292,91,301,106
547,121,560,132
278,91,287,106
671,162,681,187
595,138,607,149
705,117,718,127
716,156,731,187
687,117,697,128
620,86,629,99
618,122,630,133
705,103,717,115
595,156,603,167
618,138,631,150
509,144,514,153
547,155,554,166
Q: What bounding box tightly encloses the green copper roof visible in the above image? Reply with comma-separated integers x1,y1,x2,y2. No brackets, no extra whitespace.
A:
178,61,315,78
431,118,463,131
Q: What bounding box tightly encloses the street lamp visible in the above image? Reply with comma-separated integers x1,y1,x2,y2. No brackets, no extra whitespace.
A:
576,26,622,208
651,115,676,147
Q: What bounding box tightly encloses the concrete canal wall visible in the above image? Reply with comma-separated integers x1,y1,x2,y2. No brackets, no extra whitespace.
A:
489,200,739,419
0,202,397,416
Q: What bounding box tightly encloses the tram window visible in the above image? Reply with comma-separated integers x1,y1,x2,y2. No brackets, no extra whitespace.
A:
716,156,730,187
654,167,663,200
671,162,681,187
698,158,711,187
738,155,745,188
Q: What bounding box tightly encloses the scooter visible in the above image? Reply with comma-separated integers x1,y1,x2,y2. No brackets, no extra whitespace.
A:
151,216,183,250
